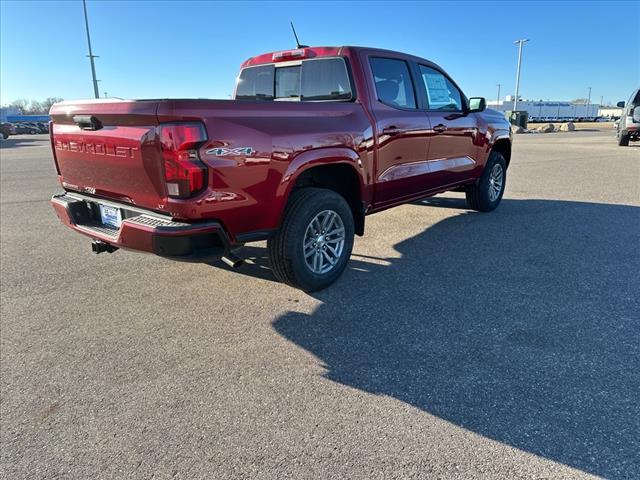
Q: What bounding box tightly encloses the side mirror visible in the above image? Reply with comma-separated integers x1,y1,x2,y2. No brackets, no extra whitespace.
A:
468,97,486,113
617,101,625,108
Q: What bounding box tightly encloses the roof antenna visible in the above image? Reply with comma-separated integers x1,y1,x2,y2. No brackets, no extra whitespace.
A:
290,21,308,49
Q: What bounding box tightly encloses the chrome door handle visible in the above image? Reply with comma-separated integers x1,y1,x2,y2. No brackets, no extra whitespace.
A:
382,126,400,136
433,124,447,133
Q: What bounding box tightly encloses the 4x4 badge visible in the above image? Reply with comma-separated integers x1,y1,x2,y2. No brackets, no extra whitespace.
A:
206,147,254,156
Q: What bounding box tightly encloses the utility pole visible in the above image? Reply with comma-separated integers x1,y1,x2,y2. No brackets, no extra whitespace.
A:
82,0,100,99
513,39,529,112
599,95,603,117
496,84,501,109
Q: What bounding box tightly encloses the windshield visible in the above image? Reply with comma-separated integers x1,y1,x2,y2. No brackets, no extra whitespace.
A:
235,57,353,102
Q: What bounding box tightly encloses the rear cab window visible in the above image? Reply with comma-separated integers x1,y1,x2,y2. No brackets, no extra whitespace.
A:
234,64,275,100
235,57,353,102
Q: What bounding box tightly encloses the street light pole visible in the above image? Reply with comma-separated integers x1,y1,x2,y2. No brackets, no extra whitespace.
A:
496,84,501,109
82,0,100,99
513,39,529,112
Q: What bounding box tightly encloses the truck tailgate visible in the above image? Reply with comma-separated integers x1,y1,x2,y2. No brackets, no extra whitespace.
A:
49,99,166,211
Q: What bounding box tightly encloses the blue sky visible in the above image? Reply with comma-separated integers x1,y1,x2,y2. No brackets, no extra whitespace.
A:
1,0,638,105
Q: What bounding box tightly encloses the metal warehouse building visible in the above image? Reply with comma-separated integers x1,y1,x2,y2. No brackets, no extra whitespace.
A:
486,100,600,122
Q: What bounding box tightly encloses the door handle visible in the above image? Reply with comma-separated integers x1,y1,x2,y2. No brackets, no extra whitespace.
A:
382,126,400,136
433,124,447,133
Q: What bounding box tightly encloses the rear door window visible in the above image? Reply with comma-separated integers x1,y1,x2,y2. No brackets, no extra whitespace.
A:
369,57,416,109
236,58,353,102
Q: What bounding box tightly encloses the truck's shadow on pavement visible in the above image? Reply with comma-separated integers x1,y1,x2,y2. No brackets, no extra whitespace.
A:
0,136,48,148
255,198,638,479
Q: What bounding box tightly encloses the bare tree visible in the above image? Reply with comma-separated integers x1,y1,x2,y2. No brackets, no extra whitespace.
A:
26,101,45,114
6,98,64,114
40,97,64,113
9,99,30,113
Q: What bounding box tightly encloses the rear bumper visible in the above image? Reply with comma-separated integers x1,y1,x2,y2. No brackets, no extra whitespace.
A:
51,192,232,262
623,124,640,140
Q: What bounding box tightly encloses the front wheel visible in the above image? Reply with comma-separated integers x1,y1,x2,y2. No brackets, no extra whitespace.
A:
268,188,354,291
465,151,507,212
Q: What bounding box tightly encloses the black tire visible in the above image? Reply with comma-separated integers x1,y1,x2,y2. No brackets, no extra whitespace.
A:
1,132,7,140
618,131,630,146
268,187,354,291
465,151,507,212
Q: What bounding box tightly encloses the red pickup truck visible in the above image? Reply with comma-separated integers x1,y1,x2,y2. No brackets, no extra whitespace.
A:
50,46,511,291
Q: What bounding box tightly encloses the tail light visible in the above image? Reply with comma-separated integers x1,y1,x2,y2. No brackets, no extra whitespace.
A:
49,122,61,175
158,122,208,198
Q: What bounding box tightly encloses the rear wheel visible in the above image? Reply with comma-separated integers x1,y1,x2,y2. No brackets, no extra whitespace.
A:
268,188,354,291
465,151,507,212
1,132,7,140
617,131,630,146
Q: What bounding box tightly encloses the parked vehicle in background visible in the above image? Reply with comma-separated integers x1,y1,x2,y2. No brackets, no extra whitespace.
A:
12,123,39,134
49,46,512,291
28,122,49,133
21,121,48,133
1,122,15,139
616,88,640,146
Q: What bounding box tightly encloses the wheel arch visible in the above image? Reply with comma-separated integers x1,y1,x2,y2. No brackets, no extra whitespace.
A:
491,137,512,168
277,148,367,236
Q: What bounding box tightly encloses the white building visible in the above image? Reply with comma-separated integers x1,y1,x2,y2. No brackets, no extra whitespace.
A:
486,100,599,122
597,107,623,119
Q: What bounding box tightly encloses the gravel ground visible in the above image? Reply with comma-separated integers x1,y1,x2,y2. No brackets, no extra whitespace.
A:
1,132,639,479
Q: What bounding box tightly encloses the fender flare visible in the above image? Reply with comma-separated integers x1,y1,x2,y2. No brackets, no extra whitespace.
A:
272,146,368,231
277,147,366,198
490,129,511,145
488,130,512,167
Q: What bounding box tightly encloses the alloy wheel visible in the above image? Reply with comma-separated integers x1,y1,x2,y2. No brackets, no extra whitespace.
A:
303,209,345,274
488,163,504,202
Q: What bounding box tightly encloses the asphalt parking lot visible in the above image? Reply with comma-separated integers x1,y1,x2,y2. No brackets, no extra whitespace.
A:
1,131,639,479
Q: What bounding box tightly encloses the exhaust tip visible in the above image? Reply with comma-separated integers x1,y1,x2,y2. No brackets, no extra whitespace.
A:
221,253,244,269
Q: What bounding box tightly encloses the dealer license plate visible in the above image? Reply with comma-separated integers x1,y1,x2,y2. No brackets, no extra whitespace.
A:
99,204,122,229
